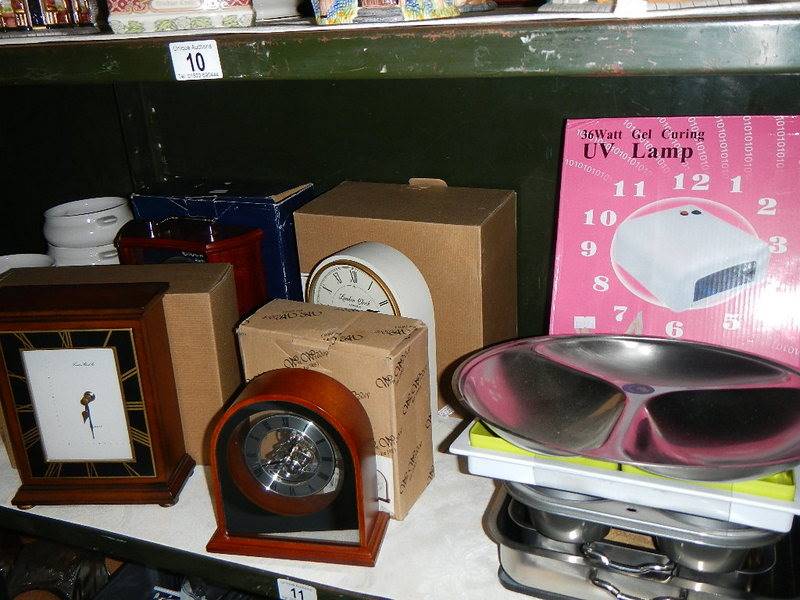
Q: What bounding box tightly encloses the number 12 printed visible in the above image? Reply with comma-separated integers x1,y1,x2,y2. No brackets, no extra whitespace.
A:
550,115,800,369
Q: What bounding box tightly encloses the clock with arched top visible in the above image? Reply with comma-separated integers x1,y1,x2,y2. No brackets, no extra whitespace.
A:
207,368,389,566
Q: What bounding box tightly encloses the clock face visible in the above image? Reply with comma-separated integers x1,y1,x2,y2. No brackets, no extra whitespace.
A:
308,262,399,315
0,329,156,479
22,347,133,462
241,411,342,499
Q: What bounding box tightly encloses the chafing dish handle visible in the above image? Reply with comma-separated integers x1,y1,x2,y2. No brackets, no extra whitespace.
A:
583,542,675,580
589,571,684,600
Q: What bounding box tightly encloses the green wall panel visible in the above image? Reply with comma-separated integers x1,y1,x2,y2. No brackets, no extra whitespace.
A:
1,75,798,333
0,84,133,255
128,74,800,335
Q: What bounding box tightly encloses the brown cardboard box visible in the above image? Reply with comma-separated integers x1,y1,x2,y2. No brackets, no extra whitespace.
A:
0,264,241,465
294,181,517,414
237,299,433,520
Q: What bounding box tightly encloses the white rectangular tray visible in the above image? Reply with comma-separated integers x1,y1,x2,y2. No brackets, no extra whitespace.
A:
449,420,800,532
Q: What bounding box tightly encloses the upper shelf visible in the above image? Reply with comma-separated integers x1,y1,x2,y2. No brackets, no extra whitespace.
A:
2,6,800,84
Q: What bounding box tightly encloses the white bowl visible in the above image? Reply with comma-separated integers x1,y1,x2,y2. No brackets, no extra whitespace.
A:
48,243,120,266
43,197,133,248
0,254,55,275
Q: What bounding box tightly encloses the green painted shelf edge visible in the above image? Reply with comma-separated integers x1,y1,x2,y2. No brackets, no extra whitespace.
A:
2,15,800,83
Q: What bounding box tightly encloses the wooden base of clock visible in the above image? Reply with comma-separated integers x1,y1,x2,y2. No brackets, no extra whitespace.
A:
207,511,389,567
11,453,195,509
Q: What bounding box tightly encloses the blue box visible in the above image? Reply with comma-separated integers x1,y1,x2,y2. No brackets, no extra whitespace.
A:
130,182,314,301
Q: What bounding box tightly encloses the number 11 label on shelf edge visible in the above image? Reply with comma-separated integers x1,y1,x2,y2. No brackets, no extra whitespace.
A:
276,578,318,600
168,40,223,81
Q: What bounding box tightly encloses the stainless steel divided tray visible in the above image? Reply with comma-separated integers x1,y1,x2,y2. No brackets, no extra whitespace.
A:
453,335,800,482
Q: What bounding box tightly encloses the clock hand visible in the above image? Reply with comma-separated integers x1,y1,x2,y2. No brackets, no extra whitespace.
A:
80,391,96,440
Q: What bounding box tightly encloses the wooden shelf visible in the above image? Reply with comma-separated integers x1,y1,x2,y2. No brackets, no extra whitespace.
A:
2,11,800,84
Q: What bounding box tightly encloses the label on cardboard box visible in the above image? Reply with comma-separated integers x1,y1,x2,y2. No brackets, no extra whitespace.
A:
237,299,433,519
550,115,800,367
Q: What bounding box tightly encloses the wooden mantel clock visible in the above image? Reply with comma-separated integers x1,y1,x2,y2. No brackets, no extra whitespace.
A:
207,368,389,566
0,283,195,508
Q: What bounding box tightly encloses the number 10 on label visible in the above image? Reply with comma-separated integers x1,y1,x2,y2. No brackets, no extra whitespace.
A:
169,40,223,81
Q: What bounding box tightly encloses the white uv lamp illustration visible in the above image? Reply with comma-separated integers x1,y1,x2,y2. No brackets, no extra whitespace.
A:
611,204,770,312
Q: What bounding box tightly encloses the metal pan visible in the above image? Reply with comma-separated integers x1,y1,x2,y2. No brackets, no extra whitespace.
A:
453,335,800,481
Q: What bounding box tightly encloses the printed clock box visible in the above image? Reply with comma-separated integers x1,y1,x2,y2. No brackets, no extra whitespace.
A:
310,0,458,25
131,182,314,303
107,0,253,33
550,115,800,369
0,263,241,466
294,180,518,415
237,299,433,520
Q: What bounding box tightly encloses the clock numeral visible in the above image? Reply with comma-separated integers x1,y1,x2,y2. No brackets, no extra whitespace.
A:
44,462,63,478
333,272,342,284
7,371,26,383
379,300,389,307
119,366,139,382
124,400,145,411
757,197,778,216
320,456,333,463
673,173,710,191
16,403,33,413
367,281,373,291
317,472,330,480
85,462,99,477
350,270,358,283
322,285,333,293
288,487,296,496
102,330,114,347
58,331,73,348
13,332,34,350
122,462,141,477
22,427,40,449
129,427,151,448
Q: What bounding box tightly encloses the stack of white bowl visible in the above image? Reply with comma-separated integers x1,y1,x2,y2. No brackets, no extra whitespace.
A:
44,197,133,266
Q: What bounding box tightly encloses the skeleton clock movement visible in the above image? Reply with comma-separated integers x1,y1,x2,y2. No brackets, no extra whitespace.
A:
207,368,389,566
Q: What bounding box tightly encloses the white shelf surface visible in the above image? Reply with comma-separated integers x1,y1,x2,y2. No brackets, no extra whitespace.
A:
0,416,531,600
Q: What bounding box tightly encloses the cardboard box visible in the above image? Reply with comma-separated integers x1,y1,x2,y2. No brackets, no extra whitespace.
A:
237,299,433,520
0,264,241,465
550,115,800,369
294,181,517,414
131,182,314,302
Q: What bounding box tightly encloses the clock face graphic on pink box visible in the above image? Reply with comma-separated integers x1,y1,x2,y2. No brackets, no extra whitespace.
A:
550,115,800,369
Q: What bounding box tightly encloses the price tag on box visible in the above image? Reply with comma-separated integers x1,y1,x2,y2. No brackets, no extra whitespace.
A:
169,40,223,81
550,115,800,368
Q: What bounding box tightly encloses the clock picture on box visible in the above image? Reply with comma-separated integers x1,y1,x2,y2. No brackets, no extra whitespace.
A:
0,283,194,508
550,115,800,370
